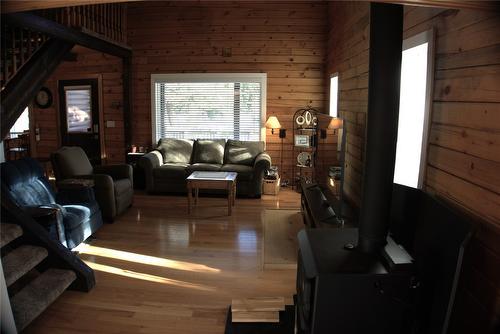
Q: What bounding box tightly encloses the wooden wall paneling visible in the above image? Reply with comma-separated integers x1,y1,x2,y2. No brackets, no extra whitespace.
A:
326,1,370,207
405,6,500,333
328,3,499,331
127,1,328,182
31,46,125,163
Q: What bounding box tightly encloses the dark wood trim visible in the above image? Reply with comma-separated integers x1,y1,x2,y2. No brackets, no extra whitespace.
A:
374,0,500,11
4,12,131,58
1,0,143,14
123,56,132,154
1,195,95,292
1,38,74,139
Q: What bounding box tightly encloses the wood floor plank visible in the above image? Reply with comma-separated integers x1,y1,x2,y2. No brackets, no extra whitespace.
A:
23,190,301,333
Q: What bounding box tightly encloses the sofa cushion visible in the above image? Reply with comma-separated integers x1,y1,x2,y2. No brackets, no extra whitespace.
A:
192,139,226,164
187,163,222,172
224,140,264,166
114,179,133,197
153,163,189,179
221,164,253,181
157,139,194,164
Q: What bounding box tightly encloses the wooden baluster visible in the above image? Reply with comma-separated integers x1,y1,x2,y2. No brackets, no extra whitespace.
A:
101,4,104,36
12,28,17,74
86,5,89,29
27,30,32,58
118,5,122,42
111,4,115,40
105,4,109,38
113,4,117,41
92,5,96,32
2,24,8,83
123,4,127,43
20,29,24,65
65,7,69,26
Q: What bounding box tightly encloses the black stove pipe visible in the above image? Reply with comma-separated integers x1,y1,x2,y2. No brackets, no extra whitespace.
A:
357,3,404,254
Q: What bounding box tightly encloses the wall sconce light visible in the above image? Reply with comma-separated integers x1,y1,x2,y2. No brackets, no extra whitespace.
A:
265,116,281,135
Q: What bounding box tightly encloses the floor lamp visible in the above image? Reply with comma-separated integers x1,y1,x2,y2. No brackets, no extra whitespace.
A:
328,118,346,226
265,116,286,183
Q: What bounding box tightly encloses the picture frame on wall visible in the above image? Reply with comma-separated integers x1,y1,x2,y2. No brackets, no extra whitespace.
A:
295,134,310,147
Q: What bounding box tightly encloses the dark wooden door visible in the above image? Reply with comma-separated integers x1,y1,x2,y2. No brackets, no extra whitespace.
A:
58,79,101,165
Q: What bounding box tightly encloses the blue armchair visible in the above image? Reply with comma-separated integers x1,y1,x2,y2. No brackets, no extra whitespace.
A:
0,158,103,249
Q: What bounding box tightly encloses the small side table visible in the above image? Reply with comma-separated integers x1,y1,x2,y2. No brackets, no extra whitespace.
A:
126,152,145,189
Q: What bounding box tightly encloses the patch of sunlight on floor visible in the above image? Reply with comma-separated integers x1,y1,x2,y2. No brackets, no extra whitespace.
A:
75,243,220,273
85,261,216,291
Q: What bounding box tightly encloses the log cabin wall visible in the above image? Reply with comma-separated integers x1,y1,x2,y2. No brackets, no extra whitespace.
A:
327,2,499,332
405,6,500,333
31,46,125,163
127,1,328,182
326,1,370,206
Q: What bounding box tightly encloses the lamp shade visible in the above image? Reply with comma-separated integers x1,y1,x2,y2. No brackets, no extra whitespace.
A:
265,116,281,129
328,117,344,130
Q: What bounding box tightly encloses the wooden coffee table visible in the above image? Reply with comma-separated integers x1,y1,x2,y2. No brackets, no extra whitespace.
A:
186,171,237,215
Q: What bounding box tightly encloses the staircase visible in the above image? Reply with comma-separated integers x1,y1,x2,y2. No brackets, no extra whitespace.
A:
1,22,49,90
1,223,76,332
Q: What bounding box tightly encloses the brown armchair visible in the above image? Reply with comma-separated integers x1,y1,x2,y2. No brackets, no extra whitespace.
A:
50,146,133,222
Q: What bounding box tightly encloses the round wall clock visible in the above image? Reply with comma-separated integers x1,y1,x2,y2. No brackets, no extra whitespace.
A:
35,87,53,109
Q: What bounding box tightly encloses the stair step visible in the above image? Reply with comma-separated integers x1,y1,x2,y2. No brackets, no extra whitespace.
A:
231,297,285,312
11,268,76,331
231,310,280,323
2,245,48,287
0,223,23,248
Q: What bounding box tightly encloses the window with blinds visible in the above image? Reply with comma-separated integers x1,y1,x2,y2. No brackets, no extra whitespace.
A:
151,74,266,143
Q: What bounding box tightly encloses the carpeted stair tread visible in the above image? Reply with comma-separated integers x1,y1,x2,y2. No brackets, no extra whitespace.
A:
1,223,23,248
11,268,76,331
2,245,48,287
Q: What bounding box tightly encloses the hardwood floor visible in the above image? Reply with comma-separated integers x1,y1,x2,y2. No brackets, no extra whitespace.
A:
25,189,301,333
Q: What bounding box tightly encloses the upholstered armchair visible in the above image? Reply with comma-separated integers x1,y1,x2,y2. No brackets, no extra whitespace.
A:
0,158,103,249
51,146,133,221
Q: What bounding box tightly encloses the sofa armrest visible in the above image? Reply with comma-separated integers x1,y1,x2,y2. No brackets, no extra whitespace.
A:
138,151,163,192
94,164,133,181
254,152,272,173
24,205,67,247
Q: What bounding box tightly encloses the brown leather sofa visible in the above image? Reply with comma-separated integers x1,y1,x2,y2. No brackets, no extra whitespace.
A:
51,146,133,221
139,139,271,197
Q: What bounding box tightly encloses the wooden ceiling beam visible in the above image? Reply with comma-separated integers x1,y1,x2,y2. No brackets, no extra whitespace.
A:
1,0,144,13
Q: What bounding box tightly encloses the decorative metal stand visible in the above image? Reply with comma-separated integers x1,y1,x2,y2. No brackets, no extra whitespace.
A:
292,106,319,190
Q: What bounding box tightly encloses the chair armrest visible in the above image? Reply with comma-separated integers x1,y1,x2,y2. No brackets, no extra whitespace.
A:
23,205,67,247
94,164,133,181
92,174,116,220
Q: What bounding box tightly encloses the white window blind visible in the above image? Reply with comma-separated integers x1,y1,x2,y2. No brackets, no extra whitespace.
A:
151,74,266,143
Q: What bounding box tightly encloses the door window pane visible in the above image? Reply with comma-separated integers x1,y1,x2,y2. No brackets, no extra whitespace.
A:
65,86,92,133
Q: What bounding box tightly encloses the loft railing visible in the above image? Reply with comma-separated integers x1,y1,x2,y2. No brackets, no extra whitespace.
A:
0,23,49,88
36,3,127,44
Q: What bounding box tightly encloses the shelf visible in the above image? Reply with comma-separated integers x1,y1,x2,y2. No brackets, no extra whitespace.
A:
297,164,313,168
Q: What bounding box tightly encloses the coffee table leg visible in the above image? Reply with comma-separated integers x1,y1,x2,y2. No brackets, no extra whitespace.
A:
232,181,236,206
227,183,232,216
187,182,192,214
195,188,199,205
